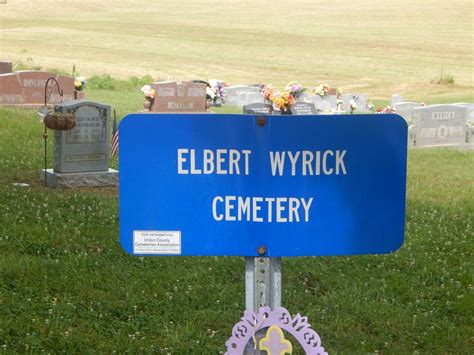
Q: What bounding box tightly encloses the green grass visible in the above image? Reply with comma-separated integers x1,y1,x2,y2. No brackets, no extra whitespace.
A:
0,98,473,353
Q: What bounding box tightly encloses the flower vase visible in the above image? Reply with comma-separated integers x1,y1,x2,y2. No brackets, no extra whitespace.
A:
143,99,153,111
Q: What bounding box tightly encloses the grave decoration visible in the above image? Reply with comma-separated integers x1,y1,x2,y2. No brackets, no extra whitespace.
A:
140,85,156,111
284,82,306,100
0,70,84,108
342,93,368,112
119,113,408,353
41,98,118,188
209,79,226,106
148,81,207,113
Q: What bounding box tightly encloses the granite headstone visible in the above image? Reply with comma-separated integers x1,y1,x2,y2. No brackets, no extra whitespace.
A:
290,102,317,115
393,102,421,125
41,100,118,188
150,81,206,113
0,71,80,107
224,86,261,106
414,105,467,147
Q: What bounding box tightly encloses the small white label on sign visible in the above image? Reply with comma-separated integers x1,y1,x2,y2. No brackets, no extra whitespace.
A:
133,230,181,255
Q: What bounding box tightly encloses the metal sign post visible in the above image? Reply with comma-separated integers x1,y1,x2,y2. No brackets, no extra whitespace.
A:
245,257,281,354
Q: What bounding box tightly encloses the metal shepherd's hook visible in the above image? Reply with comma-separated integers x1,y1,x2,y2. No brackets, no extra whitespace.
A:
42,78,64,186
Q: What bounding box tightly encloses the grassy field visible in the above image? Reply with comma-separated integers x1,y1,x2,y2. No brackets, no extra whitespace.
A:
1,0,473,102
0,90,473,353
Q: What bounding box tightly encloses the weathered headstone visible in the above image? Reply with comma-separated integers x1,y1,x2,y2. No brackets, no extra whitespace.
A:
393,102,421,125
149,81,206,113
224,86,261,106
391,95,404,106
243,103,273,115
0,61,12,74
414,105,468,148
0,71,81,107
290,102,317,115
342,94,368,112
41,100,118,188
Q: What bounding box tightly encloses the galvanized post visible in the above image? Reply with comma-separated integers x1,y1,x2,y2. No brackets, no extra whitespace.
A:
245,257,281,353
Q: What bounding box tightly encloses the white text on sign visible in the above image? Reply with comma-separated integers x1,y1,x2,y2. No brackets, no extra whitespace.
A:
176,148,349,223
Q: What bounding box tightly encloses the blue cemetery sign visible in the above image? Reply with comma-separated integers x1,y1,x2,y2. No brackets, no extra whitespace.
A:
119,114,407,257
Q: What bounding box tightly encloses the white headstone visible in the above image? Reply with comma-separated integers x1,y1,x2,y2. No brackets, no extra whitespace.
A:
393,102,421,125
224,86,260,106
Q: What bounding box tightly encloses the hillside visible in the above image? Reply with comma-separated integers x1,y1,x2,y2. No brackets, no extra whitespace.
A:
1,0,473,101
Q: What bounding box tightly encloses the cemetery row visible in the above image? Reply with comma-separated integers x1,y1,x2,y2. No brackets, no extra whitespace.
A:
0,63,473,188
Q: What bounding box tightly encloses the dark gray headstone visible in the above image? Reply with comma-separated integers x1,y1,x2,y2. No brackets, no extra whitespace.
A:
290,102,317,115
243,103,273,115
54,100,111,173
414,104,467,147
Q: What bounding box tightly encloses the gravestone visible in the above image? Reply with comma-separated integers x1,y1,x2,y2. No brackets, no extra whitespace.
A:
243,103,273,115
296,93,310,103
307,95,337,112
393,102,421,125
290,102,317,115
0,71,82,108
342,94,367,112
414,105,468,148
224,86,261,106
454,103,474,124
41,100,118,188
149,81,206,113
243,92,264,106
391,95,404,106
0,61,12,74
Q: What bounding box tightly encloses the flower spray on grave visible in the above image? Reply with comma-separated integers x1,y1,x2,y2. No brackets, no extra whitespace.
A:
140,85,156,111
209,79,226,106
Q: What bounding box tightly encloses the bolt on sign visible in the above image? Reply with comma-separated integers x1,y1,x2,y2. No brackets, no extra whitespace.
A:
119,114,407,257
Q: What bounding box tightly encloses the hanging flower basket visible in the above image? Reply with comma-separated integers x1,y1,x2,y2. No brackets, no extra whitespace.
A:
43,112,76,130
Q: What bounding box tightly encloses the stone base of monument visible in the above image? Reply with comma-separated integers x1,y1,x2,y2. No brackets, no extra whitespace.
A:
40,168,118,188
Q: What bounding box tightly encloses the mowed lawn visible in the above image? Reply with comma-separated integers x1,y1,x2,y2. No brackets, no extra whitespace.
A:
0,93,473,353
1,0,473,102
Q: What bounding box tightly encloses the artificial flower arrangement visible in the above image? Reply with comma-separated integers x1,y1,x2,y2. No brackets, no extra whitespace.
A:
209,79,226,105
259,84,299,114
272,91,296,114
140,85,156,111
261,85,275,104
312,83,330,97
284,82,306,99
140,85,156,100
376,106,396,114
74,76,86,91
